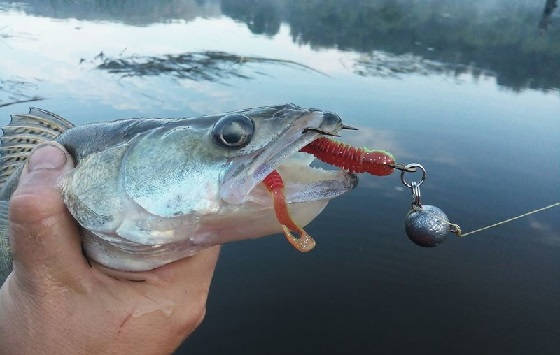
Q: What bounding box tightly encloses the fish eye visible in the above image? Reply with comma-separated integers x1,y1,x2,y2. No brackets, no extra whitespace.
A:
212,114,254,148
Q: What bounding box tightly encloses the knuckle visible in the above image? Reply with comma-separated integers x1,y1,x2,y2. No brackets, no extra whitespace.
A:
172,294,208,336
192,304,207,329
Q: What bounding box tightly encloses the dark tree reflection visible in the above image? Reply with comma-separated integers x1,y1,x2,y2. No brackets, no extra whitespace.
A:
0,0,220,25
219,0,560,92
539,0,558,31
221,0,282,36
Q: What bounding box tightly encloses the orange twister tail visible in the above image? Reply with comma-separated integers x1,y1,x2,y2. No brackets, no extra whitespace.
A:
263,170,316,252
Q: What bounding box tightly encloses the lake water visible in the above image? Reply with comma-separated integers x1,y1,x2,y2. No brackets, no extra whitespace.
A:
1,1,559,354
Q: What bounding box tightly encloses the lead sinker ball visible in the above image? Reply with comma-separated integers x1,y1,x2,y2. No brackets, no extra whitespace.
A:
405,205,450,247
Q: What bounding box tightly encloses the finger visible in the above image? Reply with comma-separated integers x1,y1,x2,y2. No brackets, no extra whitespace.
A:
157,246,220,329
9,142,89,284
93,246,221,290
155,246,221,294
141,246,220,333
93,245,220,309
93,246,220,332
89,247,220,353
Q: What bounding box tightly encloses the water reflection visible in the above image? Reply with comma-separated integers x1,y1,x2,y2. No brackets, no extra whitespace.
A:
4,0,220,25
0,19,41,107
0,79,43,108
269,0,560,92
5,0,560,93
90,51,324,81
220,0,281,36
539,0,558,31
353,51,492,81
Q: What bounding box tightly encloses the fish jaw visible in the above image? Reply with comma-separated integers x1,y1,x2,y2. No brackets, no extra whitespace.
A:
82,198,334,272
219,109,345,205
243,152,358,206
200,154,358,247
210,108,358,247
75,150,357,272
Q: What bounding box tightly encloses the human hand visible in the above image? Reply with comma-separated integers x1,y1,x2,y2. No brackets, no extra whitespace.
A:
0,143,219,355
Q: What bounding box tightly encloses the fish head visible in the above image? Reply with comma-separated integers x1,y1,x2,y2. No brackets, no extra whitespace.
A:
217,103,350,204
123,103,354,216
64,104,357,270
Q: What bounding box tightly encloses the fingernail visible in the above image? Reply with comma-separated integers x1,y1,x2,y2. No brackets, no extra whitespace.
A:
27,144,67,171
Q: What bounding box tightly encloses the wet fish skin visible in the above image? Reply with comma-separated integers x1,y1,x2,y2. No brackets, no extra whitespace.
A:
0,104,356,280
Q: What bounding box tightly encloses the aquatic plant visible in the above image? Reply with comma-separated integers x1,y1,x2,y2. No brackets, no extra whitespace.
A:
91,51,323,81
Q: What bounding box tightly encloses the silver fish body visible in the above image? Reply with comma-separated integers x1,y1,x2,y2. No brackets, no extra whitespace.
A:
0,104,357,280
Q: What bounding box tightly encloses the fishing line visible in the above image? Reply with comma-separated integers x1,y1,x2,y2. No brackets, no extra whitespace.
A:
451,202,560,237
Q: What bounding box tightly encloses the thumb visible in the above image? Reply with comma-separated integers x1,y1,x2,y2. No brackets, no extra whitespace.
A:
9,142,88,284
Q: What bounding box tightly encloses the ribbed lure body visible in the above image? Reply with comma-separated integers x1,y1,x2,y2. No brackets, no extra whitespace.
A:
300,137,395,176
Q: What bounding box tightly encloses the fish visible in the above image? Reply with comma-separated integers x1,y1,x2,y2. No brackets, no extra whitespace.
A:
0,104,360,285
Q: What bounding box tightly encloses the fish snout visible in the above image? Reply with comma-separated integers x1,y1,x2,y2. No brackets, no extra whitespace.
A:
303,111,350,137
319,112,343,134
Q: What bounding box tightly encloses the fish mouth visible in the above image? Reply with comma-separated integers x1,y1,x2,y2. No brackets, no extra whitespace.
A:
220,110,357,205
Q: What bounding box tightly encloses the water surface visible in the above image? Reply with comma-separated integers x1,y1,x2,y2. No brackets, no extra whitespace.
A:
0,1,559,354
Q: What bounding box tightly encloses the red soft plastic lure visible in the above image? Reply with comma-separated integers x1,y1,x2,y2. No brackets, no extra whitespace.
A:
263,137,395,252
300,137,395,176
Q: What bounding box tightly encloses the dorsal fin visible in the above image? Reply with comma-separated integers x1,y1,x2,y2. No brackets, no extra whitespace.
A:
27,107,74,130
0,108,74,190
